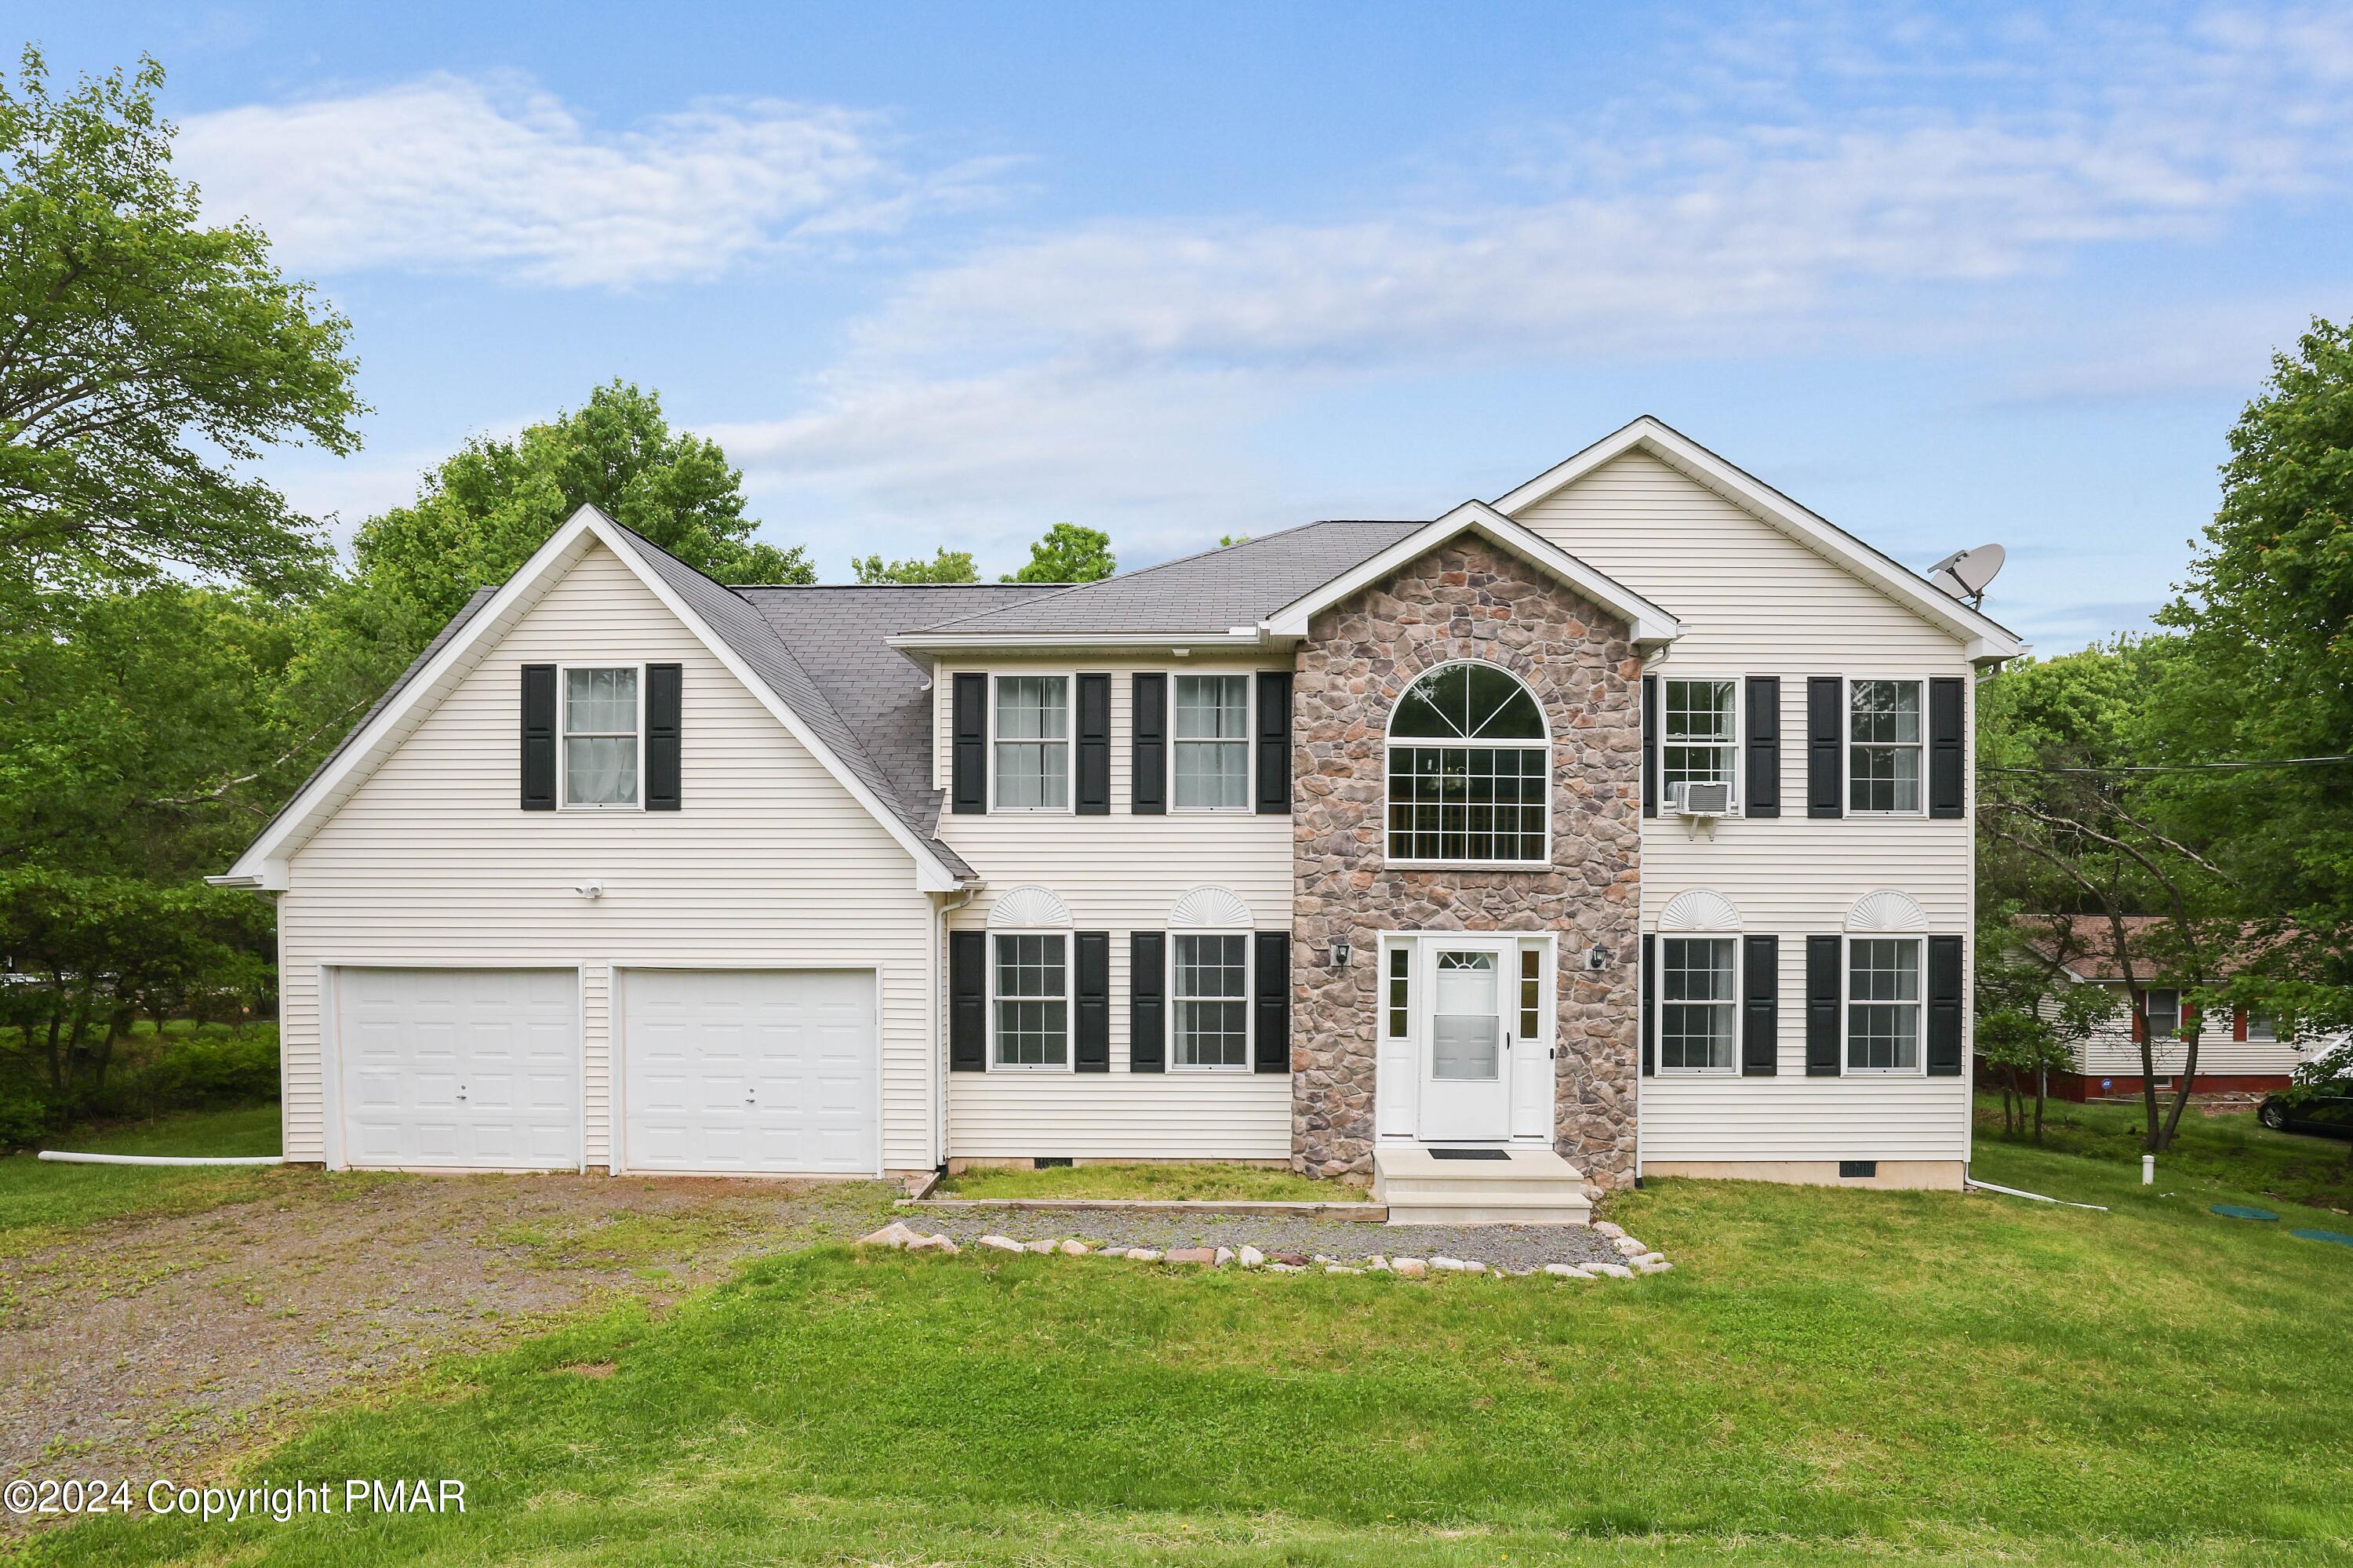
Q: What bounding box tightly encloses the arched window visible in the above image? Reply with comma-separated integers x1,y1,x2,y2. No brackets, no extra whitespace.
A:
1385,662,1550,864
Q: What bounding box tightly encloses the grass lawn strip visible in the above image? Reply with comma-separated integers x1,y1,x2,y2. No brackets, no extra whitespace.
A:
936,1160,1356,1202
0,1105,289,1256
1974,1092,2353,1215
30,1161,2351,1567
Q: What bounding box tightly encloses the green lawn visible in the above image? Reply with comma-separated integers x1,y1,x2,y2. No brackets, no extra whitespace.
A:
27,1138,2353,1566
1974,1091,2353,1214
936,1160,1361,1202
0,1103,285,1254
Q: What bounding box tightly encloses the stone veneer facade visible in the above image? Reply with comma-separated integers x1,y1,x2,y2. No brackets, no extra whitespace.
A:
1289,536,1644,1188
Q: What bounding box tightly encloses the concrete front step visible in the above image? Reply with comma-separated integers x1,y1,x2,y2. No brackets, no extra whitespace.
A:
1371,1144,1594,1227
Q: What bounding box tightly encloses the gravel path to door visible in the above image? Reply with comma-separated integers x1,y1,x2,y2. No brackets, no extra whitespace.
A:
0,1170,896,1514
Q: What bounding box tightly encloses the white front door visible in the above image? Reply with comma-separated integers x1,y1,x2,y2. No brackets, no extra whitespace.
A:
1417,938,1515,1143
620,968,878,1174
336,967,580,1170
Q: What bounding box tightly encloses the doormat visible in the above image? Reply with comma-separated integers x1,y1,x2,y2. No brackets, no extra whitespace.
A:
1429,1148,1511,1162
2291,1228,2353,1249
2209,1204,2278,1221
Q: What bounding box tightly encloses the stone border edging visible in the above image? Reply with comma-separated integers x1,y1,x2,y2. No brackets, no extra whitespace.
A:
853,1220,1673,1279
900,1196,1389,1221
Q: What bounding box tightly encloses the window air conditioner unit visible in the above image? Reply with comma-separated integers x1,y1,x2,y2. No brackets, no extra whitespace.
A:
1667,780,1732,817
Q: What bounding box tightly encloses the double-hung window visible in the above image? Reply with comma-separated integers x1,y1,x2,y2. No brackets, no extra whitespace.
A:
1172,933,1249,1068
1847,937,1922,1071
992,933,1068,1068
1173,675,1249,810
1660,936,1737,1071
1849,680,1924,813
1663,678,1737,802
994,676,1070,810
2245,1010,2277,1042
2143,988,2182,1039
563,666,640,807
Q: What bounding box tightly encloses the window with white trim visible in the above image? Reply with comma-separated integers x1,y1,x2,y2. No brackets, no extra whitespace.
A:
2144,988,2181,1039
1172,933,1249,1068
1663,678,1737,801
1385,663,1549,864
992,933,1068,1068
1849,679,1923,813
1518,946,1543,1039
1385,945,1411,1039
1173,674,1249,810
1848,937,1922,1071
2246,1010,2277,1042
1660,936,1737,1072
563,666,640,807
993,675,1070,810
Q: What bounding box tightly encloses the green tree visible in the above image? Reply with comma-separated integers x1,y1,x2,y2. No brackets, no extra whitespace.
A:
2151,318,2353,1035
0,48,360,608
1004,522,1115,583
853,547,977,584
354,380,813,627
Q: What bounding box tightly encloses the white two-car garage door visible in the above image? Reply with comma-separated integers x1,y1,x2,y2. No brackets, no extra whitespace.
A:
336,967,580,1170
620,969,878,1175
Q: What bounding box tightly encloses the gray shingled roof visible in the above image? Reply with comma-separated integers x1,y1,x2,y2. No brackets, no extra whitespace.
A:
907,520,1424,637
604,526,979,880
739,584,1060,832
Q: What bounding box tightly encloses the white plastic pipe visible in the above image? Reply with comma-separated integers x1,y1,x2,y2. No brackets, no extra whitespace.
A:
38,1151,283,1167
1963,1175,2109,1212
2141,1154,2155,1186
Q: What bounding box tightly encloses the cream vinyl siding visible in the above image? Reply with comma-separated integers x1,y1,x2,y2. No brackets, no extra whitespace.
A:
277,542,935,1170
936,657,1293,1159
1510,449,1975,1167
2063,985,2340,1079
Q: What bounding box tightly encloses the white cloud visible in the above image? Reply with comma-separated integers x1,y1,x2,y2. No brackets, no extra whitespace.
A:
176,72,1005,287
712,5,2353,573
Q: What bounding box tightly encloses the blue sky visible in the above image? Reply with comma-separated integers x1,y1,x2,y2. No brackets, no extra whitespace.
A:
24,2,2353,648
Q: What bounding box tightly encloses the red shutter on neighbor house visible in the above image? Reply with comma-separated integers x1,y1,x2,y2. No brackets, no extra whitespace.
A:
2131,1005,2145,1044
2234,1007,2248,1042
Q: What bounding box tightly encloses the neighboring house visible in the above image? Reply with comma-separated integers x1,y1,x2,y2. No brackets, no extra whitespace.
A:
214,417,2022,1217
2010,916,2344,1101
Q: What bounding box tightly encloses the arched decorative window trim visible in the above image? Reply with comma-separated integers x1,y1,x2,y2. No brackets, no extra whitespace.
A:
1845,890,1928,933
1658,890,1742,933
1383,660,1551,866
1169,886,1254,930
987,884,1073,930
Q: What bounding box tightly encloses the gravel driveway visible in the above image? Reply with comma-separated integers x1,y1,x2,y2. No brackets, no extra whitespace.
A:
0,1170,895,1512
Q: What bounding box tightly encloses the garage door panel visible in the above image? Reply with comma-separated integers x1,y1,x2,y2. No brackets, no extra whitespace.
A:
622,970,877,1174
335,968,580,1170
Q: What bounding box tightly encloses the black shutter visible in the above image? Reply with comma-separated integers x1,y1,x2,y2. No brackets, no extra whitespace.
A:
1131,673,1167,815
1075,674,1111,815
1639,932,1656,1076
1806,934,1842,1075
1641,675,1660,819
950,930,986,1071
1255,671,1292,814
1745,676,1780,818
1926,933,1964,1075
1075,930,1110,1071
520,664,557,810
1742,934,1779,1075
951,673,987,814
646,663,682,811
1806,676,1843,819
1928,676,1965,820
1252,931,1289,1072
1129,931,1166,1071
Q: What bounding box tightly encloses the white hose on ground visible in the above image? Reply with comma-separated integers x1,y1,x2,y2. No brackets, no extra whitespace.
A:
37,1151,283,1167
1963,1172,2108,1211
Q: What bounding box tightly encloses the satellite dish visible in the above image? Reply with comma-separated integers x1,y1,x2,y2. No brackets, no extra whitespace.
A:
1928,543,2005,606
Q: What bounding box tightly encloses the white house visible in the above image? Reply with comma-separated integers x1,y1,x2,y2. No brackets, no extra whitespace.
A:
2011,916,2341,1101
216,417,2024,1220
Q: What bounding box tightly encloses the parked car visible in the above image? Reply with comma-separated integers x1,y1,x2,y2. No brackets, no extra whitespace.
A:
2257,1093,2353,1139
